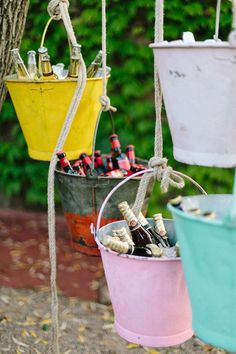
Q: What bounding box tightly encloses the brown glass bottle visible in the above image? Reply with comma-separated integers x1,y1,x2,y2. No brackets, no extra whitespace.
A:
126,145,135,165
110,134,130,173
68,44,81,78
56,151,76,174
38,47,58,80
118,201,153,247
138,212,169,248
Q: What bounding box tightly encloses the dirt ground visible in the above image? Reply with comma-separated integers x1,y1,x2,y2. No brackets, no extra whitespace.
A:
0,208,231,354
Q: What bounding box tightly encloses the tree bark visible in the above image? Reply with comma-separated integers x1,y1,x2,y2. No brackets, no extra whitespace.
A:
0,0,29,112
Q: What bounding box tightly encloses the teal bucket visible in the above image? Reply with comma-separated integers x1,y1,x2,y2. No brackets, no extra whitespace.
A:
168,194,236,352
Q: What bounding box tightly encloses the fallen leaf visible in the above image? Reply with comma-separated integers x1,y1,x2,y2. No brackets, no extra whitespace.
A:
21,329,29,338
127,343,140,349
203,344,214,352
63,351,72,354
78,325,86,333
30,330,37,338
40,319,52,326
143,348,160,354
12,337,29,348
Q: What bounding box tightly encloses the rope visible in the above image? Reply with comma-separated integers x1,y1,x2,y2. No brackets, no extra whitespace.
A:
214,0,221,41
46,1,87,353
132,0,184,215
91,0,111,169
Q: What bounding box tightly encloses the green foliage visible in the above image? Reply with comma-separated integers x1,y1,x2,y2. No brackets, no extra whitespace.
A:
0,0,234,212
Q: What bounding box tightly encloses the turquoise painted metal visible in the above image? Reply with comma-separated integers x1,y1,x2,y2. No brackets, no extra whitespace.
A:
168,194,236,352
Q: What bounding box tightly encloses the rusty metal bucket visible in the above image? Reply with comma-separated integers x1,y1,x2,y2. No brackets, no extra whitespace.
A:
55,158,154,256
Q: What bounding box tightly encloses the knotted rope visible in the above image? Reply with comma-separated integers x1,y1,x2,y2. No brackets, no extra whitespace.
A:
46,1,87,353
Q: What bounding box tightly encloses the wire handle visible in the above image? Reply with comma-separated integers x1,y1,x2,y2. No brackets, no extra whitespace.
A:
95,168,207,233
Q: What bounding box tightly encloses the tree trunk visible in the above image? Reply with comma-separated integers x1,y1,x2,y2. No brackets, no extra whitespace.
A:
0,0,29,112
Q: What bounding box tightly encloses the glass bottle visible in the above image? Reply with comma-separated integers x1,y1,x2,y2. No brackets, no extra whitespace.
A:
87,50,103,78
138,212,168,248
56,151,76,174
68,44,81,79
110,134,130,173
118,201,153,247
72,159,85,176
94,150,106,174
79,153,98,177
27,50,38,80
38,47,58,80
10,48,30,79
153,213,171,247
126,145,135,165
100,235,152,257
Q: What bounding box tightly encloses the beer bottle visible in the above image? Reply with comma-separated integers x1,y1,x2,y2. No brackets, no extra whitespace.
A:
153,213,171,247
118,201,153,246
94,66,111,77
100,235,152,257
68,44,81,79
38,47,58,80
87,50,103,78
113,227,134,245
27,50,39,80
72,159,86,176
105,155,114,172
169,196,183,210
56,151,76,174
110,134,130,173
138,212,168,248
80,153,98,177
126,145,135,165
10,48,30,79
94,150,106,174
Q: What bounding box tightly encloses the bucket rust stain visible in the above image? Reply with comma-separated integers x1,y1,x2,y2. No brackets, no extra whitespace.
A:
64,212,121,257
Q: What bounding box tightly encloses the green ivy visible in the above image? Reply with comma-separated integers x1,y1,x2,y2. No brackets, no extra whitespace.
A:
0,0,234,213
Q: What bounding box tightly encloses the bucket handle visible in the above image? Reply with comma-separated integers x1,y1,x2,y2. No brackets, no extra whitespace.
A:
95,168,207,233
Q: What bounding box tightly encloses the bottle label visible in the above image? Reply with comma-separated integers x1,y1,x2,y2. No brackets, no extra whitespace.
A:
118,158,130,171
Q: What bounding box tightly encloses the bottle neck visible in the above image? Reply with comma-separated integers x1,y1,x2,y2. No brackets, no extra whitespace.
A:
41,60,54,76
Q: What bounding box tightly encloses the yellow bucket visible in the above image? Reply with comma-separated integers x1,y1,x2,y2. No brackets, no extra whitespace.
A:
5,74,105,161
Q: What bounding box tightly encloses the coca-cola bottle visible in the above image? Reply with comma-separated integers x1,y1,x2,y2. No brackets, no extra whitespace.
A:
118,201,153,246
56,151,76,174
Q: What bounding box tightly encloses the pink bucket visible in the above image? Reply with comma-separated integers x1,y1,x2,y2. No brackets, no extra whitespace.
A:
95,169,193,347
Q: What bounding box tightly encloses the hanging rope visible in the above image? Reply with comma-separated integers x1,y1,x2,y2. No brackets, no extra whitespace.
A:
46,1,87,353
214,0,221,41
132,0,185,216
91,0,112,169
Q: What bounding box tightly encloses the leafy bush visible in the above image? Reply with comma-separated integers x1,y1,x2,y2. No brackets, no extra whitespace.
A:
0,0,234,214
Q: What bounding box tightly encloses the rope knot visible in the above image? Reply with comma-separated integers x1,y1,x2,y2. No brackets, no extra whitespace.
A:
100,95,111,112
47,0,69,20
148,156,185,193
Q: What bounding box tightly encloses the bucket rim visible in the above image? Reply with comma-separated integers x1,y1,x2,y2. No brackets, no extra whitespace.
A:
149,41,231,49
4,74,110,83
95,218,181,262
168,194,233,228
54,168,146,180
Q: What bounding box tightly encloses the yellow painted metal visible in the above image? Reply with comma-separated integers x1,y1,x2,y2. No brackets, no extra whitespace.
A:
5,75,105,161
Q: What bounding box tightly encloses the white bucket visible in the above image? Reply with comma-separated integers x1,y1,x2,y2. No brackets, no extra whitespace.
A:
150,41,236,167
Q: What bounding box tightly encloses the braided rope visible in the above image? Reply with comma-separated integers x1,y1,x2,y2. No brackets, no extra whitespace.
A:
46,1,87,353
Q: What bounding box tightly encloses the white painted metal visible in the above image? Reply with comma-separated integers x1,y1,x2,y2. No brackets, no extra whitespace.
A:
150,41,236,167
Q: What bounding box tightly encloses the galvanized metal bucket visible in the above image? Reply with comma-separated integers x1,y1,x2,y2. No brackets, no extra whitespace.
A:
168,194,236,352
55,158,154,256
94,170,193,347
